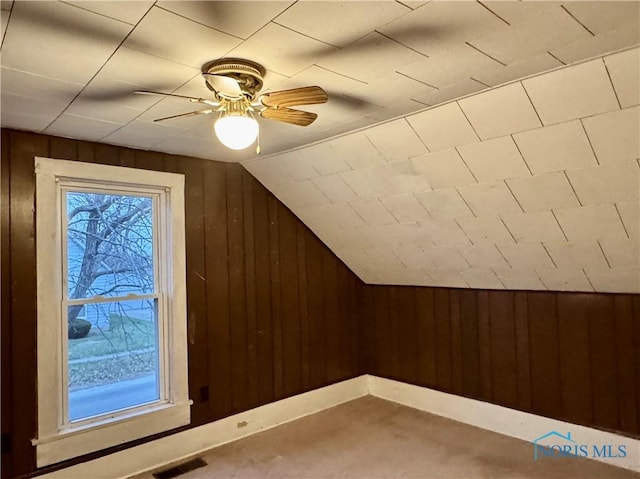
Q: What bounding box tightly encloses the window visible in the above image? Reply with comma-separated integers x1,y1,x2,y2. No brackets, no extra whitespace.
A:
33,158,190,467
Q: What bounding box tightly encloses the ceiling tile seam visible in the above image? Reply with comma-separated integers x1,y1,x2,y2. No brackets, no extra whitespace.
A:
582,268,597,291
578,119,601,166
270,19,343,49
508,135,534,177
311,64,368,84
517,81,544,128
490,269,508,289
596,240,613,269
494,244,514,268
402,117,430,153
535,273,551,291
41,1,158,133
464,41,507,67
411,98,432,107
0,0,13,49
470,77,491,88
455,188,477,217
452,218,475,246
502,182,526,214
453,187,478,219
601,58,624,110
562,171,584,207
499,216,518,244
395,70,439,90
549,209,571,243
60,0,138,26
454,102,482,142
476,1,510,26
394,1,419,11
452,145,480,182
613,203,631,239
490,268,511,288
540,243,559,268
1,65,87,88
153,4,244,41
455,248,473,268
374,30,430,59
546,51,567,66
560,5,596,37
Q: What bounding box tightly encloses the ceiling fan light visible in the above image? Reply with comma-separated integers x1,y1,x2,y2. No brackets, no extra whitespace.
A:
214,115,259,150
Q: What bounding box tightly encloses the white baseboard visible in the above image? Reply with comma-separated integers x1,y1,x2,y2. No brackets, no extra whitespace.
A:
369,376,640,473
40,376,369,479
39,375,639,477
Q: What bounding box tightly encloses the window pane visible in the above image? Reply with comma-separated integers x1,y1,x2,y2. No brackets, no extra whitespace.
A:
66,191,154,299
68,299,160,422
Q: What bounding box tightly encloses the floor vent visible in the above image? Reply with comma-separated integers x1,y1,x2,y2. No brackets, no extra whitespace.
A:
152,458,207,479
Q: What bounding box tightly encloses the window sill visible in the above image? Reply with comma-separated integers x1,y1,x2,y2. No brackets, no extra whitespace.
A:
33,400,192,467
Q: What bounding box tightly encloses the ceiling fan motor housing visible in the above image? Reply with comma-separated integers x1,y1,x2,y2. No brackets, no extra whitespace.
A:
202,58,266,99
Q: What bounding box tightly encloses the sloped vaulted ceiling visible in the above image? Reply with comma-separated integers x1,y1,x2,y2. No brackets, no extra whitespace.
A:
243,47,640,293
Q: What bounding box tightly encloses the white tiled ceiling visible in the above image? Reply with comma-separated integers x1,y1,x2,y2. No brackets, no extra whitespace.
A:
244,46,640,293
1,1,639,292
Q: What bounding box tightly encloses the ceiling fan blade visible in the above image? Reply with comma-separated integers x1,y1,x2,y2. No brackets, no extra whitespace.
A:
203,73,242,96
260,86,328,108
260,107,318,127
134,90,209,103
153,109,214,122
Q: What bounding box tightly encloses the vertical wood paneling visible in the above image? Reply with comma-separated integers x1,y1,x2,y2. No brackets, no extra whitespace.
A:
306,235,327,388
528,292,561,417
557,295,593,425
449,290,463,394
77,141,95,163
252,182,274,406
589,295,618,430
267,195,284,399
296,223,311,390
323,249,341,383
177,157,209,426
94,143,120,166
488,292,518,408
459,290,480,398
415,288,436,387
396,287,417,383
279,207,302,395
242,172,259,409
50,136,77,161
204,161,232,419
514,292,531,411
1,130,13,478
477,291,492,401
614,296,639,434
434,289,452,391
10,132,48,476
226,165,249,413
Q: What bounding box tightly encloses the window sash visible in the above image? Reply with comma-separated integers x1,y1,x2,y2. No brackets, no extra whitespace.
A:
34,157,190,467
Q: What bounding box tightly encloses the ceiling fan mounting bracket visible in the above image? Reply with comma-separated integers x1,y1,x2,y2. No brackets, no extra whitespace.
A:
202,58,266,100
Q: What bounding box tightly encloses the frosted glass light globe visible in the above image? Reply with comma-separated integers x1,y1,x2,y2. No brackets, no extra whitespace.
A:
214,115,259,150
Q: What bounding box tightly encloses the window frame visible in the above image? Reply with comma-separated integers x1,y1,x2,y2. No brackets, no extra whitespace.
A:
33,157,190,467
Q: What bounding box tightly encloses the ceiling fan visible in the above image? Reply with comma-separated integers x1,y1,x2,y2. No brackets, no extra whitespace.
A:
135,58,328,151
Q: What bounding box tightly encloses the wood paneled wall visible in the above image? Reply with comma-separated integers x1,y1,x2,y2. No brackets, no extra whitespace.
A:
362,285,640,437
1,129,363,478
2,128,639,479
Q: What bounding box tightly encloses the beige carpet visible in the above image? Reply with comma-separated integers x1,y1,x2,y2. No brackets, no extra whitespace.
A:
133,396,638,479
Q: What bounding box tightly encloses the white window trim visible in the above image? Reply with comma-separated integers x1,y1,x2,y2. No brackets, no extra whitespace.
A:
33,157,191,467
